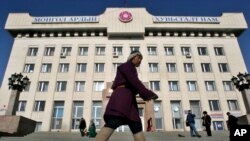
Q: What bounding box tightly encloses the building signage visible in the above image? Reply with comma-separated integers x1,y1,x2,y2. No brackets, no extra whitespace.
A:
153,16,220,24
32,16,99,24
119,11,133,23
210,113,224,118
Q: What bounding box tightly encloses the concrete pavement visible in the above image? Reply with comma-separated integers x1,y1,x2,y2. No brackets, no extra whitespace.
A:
0,131,230,141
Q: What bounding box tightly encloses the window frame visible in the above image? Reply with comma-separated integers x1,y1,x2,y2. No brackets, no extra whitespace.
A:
44,47,55,56
37,81,49,92
164,47,174,56
27,47,38,56
169,81,180,91
78,47,88,56
56,81,67,92
205,81,216,91
209,100,221,111
150,81,160,91
149,63,159,73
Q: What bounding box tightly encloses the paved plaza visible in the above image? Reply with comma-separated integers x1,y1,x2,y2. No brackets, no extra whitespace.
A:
0,131,230,141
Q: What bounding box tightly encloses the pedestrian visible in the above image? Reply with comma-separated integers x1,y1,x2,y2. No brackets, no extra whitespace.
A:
186,110,201,138
226,112,238,140
88,119,97,138
201,111,212,136
79,117,86,137
226,112,238,130
95,50,158,141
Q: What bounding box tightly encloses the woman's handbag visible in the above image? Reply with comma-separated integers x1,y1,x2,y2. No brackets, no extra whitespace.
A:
186,120,190,126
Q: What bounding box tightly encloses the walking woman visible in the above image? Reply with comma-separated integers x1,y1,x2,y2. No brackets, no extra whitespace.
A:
95,50,158,141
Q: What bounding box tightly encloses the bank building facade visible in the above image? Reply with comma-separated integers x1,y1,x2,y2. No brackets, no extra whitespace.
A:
0,8,248,132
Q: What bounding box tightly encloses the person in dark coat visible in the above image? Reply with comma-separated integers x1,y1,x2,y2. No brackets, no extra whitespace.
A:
79,117,86,137
226,112,238,141
201,111,212,136
186,110,201,138
95,50,158,141
226,112,238,130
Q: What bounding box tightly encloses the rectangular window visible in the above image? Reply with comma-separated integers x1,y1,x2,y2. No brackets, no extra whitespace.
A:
169,81,179,91
58,63,69,72
41,63,52,73
92,101,102,129
166,63,177,72
44,47,55,56
198,47,208,55
27,47,38,56
61,47,72,56
113,63,122,72
96,47,105,55
209,100,221,111
150,81,160,91
130,46,140,52
171,101,183,129
187,81,198,91
154,102,163,130
23,81,31,92
74,81,85,92
227,100,240,111
76,63,87,72
148,46,157,55
113,46,123,56
218,63,229,72
95,63,105,72
78,47,88,56
205,81,216,91
33,101,45,111
214,47,225,56
51,101,64,129
72,101,84,129
164,47,174,56
201,63,212,72
184,63,194,72
17,101,26,112
23,64,35,73
37,81,49,92
93,81,104,91
181,47,191,56
149,63,158,73
56,81,67,92
223,81,234,91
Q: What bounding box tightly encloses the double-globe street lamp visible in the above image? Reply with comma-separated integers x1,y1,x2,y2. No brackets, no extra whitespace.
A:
231,72,250,121
6,73,29,115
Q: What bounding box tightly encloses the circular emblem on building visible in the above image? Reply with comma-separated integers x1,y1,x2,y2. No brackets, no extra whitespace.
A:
119,11,133,23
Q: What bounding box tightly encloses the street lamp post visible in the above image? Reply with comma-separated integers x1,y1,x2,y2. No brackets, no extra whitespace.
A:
5,73,29,115
231,72,250,125
231,72,250,92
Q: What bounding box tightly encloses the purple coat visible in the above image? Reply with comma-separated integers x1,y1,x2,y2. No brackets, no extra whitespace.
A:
104,60,158,122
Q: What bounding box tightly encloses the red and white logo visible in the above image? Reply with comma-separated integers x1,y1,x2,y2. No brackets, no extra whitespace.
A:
119,11,133,23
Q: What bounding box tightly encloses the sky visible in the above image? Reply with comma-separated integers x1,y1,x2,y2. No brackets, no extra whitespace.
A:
0,0,250,87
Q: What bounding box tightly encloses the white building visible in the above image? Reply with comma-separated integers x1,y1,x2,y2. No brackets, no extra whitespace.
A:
0,8,248,132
